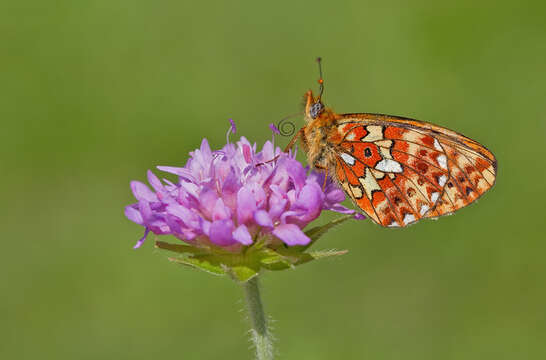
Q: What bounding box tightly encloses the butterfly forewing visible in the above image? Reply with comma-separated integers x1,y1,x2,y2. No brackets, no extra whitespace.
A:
331,113,497,227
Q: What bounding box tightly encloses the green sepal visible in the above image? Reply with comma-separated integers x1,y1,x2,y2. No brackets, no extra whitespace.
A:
222,264,259,282
155,241,210,255
155,214,354,281
167,256,225,276
166,250,262,282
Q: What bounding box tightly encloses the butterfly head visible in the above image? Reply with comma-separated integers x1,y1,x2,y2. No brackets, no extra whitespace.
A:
304,90,325,120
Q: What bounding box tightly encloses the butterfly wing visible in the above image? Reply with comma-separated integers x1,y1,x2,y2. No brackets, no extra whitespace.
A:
332,113,497,227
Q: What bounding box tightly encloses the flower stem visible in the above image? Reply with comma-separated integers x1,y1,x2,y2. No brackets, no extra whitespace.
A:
242,276,273,360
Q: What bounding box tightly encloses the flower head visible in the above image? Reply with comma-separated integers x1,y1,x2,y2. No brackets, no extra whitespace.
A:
125,122,363,251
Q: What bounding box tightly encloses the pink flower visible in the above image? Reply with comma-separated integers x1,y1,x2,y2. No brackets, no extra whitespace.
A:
125,121,363,250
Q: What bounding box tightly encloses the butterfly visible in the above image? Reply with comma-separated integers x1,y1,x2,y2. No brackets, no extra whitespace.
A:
284,58,497,227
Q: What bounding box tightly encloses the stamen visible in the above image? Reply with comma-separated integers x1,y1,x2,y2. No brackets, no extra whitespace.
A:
269,123,280,135
226,118,236,144
269,123,280,150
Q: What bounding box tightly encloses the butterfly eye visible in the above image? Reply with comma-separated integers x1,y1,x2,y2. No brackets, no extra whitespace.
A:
309,102,324,119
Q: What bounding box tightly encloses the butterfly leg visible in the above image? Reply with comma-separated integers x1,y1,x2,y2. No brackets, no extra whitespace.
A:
313,163,329,190
255,155,279,167
283,127,307,153
257,127,306,167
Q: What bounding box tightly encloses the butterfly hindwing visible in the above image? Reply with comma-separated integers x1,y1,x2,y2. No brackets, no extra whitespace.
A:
332,114,497,227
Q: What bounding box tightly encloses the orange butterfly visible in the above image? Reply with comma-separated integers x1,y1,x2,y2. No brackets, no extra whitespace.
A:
284,58,497,227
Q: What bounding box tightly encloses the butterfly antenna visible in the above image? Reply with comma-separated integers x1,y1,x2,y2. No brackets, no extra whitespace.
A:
316,57,324,100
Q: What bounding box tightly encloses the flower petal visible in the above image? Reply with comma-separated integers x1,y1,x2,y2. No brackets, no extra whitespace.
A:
198,188,219,219
272,224,310,246
167,203,199,228
130,181,158,202
212,198,231,220
199,138,213,158
282,157,307,190
326,203,357,215
254,210,273,228
147,170,163,193
233,224,253,245
209,219,235,246
157,166,196,182
242,144,252,164
133,228,150,249
237,186,257,224
293,181,324,222
125,204,143,225
268,187,288,221
325,187,345,204
138,200,153,222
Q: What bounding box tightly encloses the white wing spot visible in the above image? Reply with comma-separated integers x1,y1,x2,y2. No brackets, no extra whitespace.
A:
431,192,440,203
438,175,447,187
403,213,416,224
437,154,448,170
340,153,356,166
419,204,430,215
375,159,403,173
345,132,356,141
387,220,400,228
433,138,443,151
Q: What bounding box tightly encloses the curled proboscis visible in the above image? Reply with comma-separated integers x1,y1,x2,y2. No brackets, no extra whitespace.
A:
277,117,296,137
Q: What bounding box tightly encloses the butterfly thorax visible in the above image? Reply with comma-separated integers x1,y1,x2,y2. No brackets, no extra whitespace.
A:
303,107,342,170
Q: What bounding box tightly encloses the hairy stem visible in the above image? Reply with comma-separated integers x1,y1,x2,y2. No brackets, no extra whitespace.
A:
242,276,273,360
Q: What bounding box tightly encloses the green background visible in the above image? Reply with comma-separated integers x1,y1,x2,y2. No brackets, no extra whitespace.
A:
2,1,545,359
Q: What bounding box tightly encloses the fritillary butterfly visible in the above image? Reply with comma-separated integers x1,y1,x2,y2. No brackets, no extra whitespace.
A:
284,58,497,227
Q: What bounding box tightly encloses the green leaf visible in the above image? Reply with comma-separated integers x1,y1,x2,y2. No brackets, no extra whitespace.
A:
306,249,348,260
168,256,225,276
155,240,210,255
256,248,285,265
257,248,295,271
261,261,292,271
262,248,348,270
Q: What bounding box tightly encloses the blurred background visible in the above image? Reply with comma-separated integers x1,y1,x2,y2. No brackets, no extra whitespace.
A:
2,1,546,359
